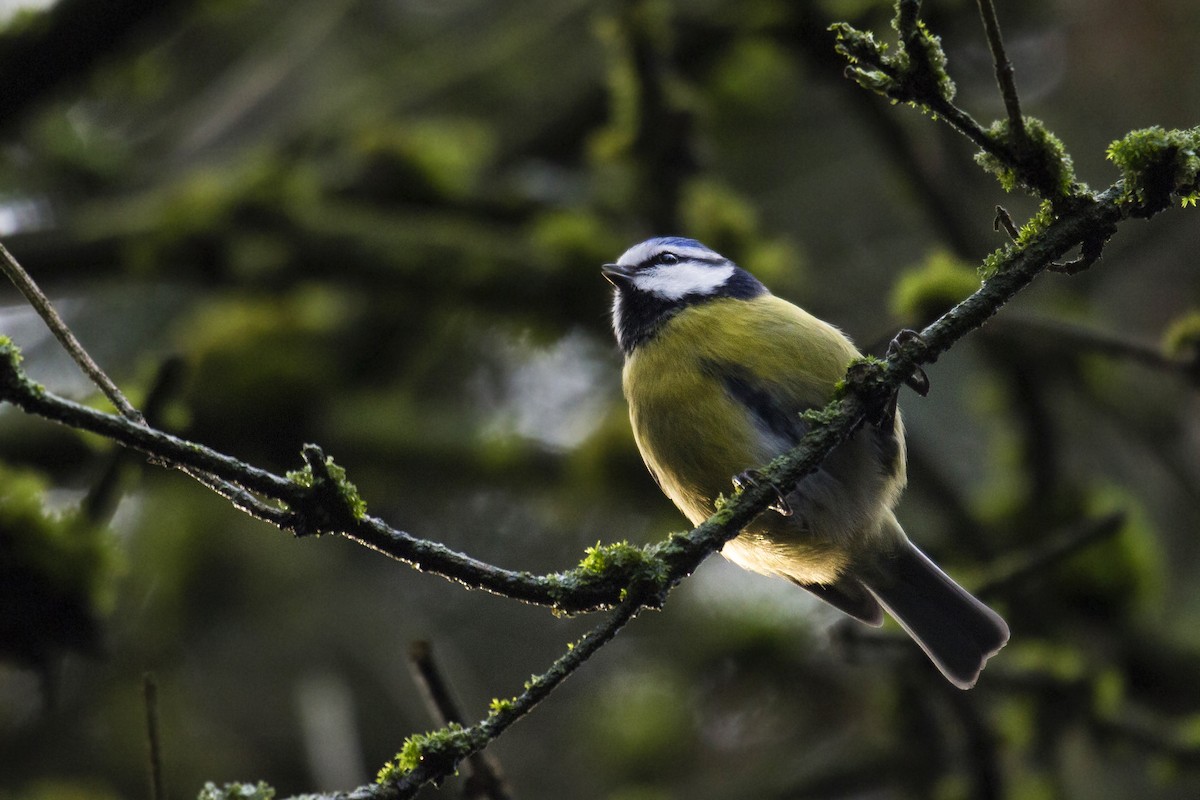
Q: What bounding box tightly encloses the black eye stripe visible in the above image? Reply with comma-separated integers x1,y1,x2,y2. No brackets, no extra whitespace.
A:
639,251,734,269
641,251,679,267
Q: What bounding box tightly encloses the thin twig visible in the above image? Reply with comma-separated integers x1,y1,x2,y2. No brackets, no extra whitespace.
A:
1091,712,1200,767
83,356,186,524
975,0,1025,142
974,512,1125,600
407,642,467,730
836,1,1075,201
891,0,1004,159
993,205,1020,240
987,315,1197,378
144,673,166,800
408,642,513,800
0,239,144,423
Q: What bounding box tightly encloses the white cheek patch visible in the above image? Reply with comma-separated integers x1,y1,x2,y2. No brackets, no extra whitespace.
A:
610,293,623,339
633,263,735,300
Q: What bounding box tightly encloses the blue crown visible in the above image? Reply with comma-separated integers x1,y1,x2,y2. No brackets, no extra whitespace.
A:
643,236,713,253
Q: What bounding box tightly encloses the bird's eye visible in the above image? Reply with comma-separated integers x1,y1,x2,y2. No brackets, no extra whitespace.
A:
657,252,679,265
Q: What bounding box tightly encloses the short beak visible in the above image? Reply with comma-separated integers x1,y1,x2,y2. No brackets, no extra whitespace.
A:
601,262,634,288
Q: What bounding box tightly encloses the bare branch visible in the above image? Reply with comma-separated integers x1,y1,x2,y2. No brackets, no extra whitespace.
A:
144,673,167,800
365,599,643,800
407,642,513,800
0,239,143,423
975,0,1025,142
987,316,1200,380
974,513,1126,600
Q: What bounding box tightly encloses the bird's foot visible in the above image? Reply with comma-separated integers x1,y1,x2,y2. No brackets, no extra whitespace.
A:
732,469,793,516
887,329,930,398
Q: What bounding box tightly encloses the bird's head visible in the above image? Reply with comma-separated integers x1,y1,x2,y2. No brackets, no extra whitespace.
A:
603,237,766,354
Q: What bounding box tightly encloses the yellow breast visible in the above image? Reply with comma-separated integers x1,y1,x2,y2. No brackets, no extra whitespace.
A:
621,295,860,522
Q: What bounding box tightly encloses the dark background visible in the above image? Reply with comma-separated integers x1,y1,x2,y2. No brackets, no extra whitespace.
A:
1,0,1199,798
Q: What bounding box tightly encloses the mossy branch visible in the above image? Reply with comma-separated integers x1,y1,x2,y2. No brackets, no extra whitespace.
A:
833,0,1086,206
0,179,1155,800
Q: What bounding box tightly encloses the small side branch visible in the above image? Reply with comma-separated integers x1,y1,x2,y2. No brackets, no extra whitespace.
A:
366,599,643,800
144,673,167,800
0,243,293,527
407,642,512,800
835,0,1086,204
832,10,1002,165
975,0,1025,143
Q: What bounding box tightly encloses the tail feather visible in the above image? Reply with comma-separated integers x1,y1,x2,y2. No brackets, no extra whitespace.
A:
863,539,1009,689
794,576,884,627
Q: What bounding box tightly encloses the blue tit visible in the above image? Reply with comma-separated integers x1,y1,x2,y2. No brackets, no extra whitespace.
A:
603,236,1008,689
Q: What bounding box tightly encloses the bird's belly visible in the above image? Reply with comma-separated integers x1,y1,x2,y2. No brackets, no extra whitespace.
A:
726,429,897,584
634,399,900,585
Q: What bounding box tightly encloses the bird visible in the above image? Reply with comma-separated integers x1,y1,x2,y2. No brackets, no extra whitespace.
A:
603,236,1008,688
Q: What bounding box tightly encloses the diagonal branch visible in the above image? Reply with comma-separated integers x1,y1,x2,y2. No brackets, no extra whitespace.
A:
0,240,144,423
0,243,299,527
974,512,1126,600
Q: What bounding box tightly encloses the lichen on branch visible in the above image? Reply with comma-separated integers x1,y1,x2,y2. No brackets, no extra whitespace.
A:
285,444,368,534
1107,126,1200,213
975,117,1083,202
829,16,955,108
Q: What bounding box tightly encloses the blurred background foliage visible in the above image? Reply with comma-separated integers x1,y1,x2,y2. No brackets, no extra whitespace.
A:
1,0,1199,798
